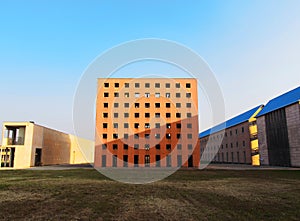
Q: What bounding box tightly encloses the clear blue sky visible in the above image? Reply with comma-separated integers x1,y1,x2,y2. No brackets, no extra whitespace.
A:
0,0,299,138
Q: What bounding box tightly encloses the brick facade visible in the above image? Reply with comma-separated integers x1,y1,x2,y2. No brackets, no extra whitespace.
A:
256,116,269,165
285,103,300,167
200,121,252,164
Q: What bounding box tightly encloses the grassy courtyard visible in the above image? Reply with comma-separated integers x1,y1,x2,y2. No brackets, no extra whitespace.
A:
0,168,299,221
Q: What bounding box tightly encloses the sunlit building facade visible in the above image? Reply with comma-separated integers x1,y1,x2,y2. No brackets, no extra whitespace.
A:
0,122,94,169
94,78,200,168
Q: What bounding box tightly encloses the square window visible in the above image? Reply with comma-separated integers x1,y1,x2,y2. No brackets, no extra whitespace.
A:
187,134,192,139
166,93,171,98
145,144,150,150
103,134,107,139
124,113,129,118
186,103,191,108
166,123,171,128
104,83,109,87
135,103,139,108
155,144,160,149
166,103,171,108
155,123,160,128
134,134,139,139
186,83,191,88
102,144,107,149
113,144,118,150
166,144,171,150
113,123,118,128
155,133,160,139
177,134,181,139
176,123,181,129
145,93,150,98
135,93,140,98
124,92,129,98
124,123,129,128
124,133,129,139
145,113,150,118
188,144,193,149
165,83,170,88
176,93,181,98
114,92,119,97
186,93,191,98
177,144,182,150
104,103,108,108
125,83,129,88
145,123,150,128
155,83,160,88
155,103,160,108
104,92,109,97
124,144,128,150
166,134,171,139
155,113,160,118
124,103,129,108
103,123,108,128
187,113,192,118
135,83,140,88
176,103,181,108
114,83,119,87
103,113,108,118
135,113,139,118
145,134,150,139
176,83,180,88
166,113,171,118
113,133,118,139
134,144,139,149
176,113,181,118
187,123,192,128
145,103,150,108
145,83,150,88
155,93,160,98
114,103,119,108
134,123,139,129
114,113,118,118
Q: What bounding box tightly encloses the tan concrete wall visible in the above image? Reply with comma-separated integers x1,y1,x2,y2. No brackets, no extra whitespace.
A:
1,122,34,169
257,116,269,165
69,135,94,164
285,103,300,167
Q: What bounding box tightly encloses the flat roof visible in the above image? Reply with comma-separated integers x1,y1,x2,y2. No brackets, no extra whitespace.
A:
199,105,263,138
256,86,300,117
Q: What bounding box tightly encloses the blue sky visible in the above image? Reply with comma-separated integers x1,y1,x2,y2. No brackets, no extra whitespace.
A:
0,0,300,138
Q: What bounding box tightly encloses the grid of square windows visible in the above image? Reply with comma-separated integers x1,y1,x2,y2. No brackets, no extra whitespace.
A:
99,81,197,167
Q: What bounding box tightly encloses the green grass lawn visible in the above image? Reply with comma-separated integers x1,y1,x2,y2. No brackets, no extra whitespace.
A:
0,169,299,221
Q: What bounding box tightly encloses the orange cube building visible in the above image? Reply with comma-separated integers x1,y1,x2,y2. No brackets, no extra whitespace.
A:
94,78,200,168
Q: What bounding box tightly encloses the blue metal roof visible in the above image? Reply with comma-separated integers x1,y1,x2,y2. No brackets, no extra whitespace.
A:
199,105,263,138
256,86,300,117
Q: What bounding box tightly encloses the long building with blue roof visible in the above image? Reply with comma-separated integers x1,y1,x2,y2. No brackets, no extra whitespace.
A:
256,86,300,167
199,105,264,166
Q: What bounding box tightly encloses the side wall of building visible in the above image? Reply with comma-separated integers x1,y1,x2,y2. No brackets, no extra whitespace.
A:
256,116,269,165
285,103,300,167
69,135,94,164
40,126,71,165
200,121,252,165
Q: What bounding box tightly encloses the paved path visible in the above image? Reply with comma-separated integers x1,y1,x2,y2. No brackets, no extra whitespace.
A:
205,163,300,170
